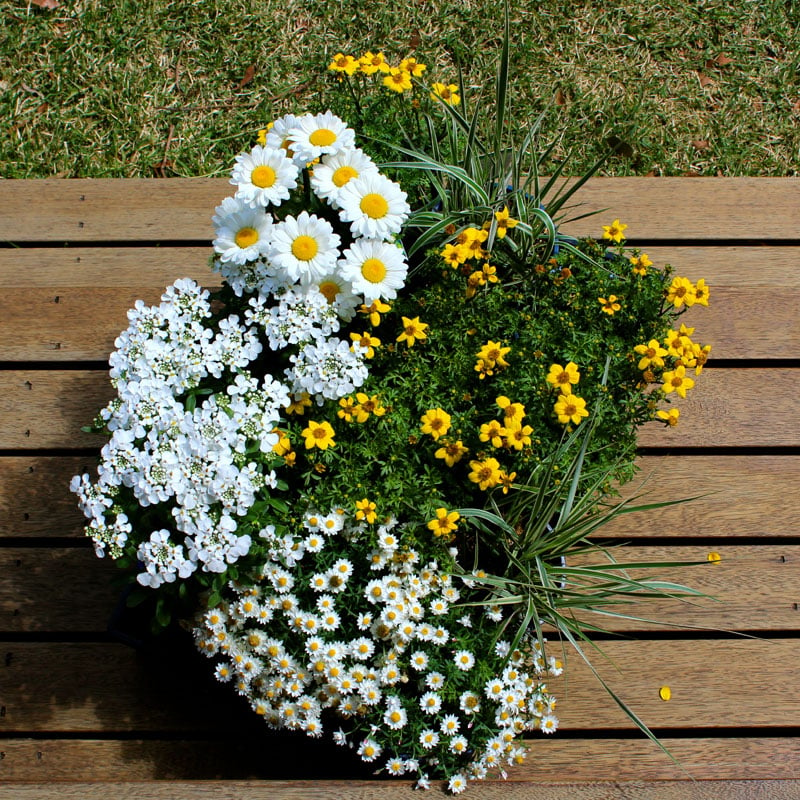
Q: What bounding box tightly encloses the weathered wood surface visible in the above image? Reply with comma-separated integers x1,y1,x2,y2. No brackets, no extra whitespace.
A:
2,176,797,794
4,780,800,800
1,177,798,242
2,737,798,781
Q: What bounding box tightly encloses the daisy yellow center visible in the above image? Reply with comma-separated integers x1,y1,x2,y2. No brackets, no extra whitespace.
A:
292,235,319,261
318,280,340,303
251,165,277,188
361,257,387,283
235,226,259,248
309,128,337,147
360,193,389,219
332,165,358,187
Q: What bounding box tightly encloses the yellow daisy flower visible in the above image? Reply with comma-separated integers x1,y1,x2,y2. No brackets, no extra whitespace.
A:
301,420,336,450
468,457,503,490
546,362,580,393
602,218,628,242
434,440,469,467
430,82,460,105
396,316,429,347
420,408,451,441
554,393,589,425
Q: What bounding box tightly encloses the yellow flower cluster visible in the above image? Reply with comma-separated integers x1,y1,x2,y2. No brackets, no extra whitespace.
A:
479,396,533,452
440,212,517,298
666,276,711,308
338,393,387,423
328,51,427,94
475,340,510,380
632,323,711,425
546,362,589,426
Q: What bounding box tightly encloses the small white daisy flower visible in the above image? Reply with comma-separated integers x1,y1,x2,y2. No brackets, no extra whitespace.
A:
231,145,299,208
448,773,468,794
269,211,342,285
540,714,559,734
454,650,475,671
338,172,410,240
310,147,378,207
338,238,408,303
419,691,442,714
289,111,355,164
357,737,382,762
419,728,439,749
440,713,460,736
212,196,272,265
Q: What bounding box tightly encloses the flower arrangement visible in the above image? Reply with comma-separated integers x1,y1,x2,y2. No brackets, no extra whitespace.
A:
71,30,711,795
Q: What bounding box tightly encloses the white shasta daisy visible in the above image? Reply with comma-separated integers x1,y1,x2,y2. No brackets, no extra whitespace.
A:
337,172,410,240
269,211,342,285
212,196,272,265
288,111,355,164
305,273,361,322
310,148,378,207
264,113,304,165
230,145,299,208
338,238,408,303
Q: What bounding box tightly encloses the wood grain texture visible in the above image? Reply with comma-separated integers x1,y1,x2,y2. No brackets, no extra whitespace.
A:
564,545,800,631
2,368,795,450
0,456,94,537
636,368,800,448
0,371,113,449
1,737,797,781
5,455,797,540
2,178,799,242
608,454,800,538
0,548,118,632
2,545,795,633
2,780,800,800
0,285,786,361
2,639,797,733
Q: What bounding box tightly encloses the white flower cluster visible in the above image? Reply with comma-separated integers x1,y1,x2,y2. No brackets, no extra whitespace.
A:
72,112,411,588
193,509,560,791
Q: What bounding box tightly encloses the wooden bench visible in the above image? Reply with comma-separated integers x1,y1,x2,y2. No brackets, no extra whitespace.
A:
1,177,799,799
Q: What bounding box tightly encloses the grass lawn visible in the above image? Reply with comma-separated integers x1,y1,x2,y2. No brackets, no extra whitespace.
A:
1,0,798,178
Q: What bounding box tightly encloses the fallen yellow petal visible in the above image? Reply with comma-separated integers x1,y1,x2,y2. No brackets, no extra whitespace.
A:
707,552,721,563
659,686,672,701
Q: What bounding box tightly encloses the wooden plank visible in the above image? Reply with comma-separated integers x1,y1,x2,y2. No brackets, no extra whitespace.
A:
0,288,164,361
637,368,800,448
0,548,118,632
1,737,797,781
5,455,799,541
2,639,798,732
1,178,799,243
3,546,795,633
2,368,796,450
0,456,93,537
564,545,800,632
2,780,799,800
0,285,788,361
0,245,793,289
0,371,113,449
608,455,800,538
0,247,214,288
